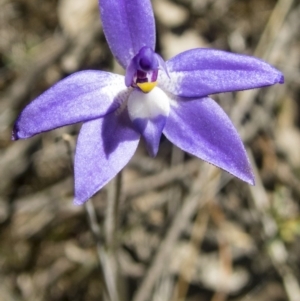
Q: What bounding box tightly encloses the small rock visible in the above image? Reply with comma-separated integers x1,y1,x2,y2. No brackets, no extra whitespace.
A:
161,30,207,60
58,0,99,37
0,198,9,223
275,96,300,168
153,0,189,28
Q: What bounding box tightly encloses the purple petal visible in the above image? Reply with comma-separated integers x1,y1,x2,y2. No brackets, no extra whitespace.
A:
74,109,140,205
132,115,166,157
99,0,155,68
125,59,136,87
13,71,128,140
159,48,284,97
163,96,254,184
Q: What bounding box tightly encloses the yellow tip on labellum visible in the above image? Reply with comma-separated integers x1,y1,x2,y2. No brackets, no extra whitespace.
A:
137,81,157,93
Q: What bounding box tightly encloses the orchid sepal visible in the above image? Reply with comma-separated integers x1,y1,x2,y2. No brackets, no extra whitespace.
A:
99,0,155,69
163,96,255,185
13,71,128,140
159,48,284,98
74,108,140,205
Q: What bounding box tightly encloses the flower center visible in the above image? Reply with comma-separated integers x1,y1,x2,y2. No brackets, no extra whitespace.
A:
136,81,157,93
125,46,159,93
135,69,158,93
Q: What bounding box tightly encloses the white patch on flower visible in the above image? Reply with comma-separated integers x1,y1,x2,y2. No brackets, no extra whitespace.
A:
157,70,184,96
112,86,132,116
156,71,181,109
104,78,129,104
127,87,170,121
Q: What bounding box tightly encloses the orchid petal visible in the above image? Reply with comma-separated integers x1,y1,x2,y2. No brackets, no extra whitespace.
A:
132,115,166,157
125,59,136,87
74,109,140,205
99,0,155,69
127,87,170,157
159,48,284,97
163,96,254,184
13,71,128,140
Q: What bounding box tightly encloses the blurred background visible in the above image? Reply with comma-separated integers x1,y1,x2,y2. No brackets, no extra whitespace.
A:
0,0,300,300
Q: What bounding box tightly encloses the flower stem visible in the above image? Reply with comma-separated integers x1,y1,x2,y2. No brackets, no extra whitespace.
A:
105,172,122,249
63,134,122,301
103,172,123,301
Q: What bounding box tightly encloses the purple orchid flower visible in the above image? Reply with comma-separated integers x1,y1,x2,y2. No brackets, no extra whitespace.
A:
12,0,283,205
